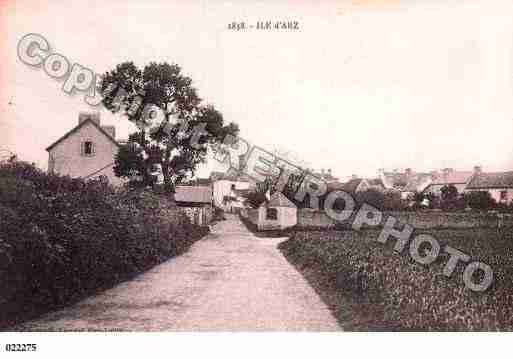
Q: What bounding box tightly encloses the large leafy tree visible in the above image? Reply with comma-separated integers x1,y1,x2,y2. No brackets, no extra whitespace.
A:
101,62,238,190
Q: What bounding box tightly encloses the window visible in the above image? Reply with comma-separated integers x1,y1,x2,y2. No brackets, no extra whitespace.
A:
266,208,278,220
82,141,95,156
500,190,508,201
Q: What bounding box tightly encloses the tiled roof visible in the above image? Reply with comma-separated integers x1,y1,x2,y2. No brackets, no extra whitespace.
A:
174,186,212,203
327,181,346,191
234,188,250,197
193,178,212,186
209,171,228,181
209,171,255,183
382,171,431,192
403,173,432,192
367,178,385,187
267,192,296,208
382,172,409,189
466,172,513,189
431,171,474,185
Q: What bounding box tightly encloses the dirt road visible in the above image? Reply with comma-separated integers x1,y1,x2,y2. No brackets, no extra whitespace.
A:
15,215,340,331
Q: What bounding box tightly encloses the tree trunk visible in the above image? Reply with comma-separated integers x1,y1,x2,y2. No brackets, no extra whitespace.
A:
162,145,175,192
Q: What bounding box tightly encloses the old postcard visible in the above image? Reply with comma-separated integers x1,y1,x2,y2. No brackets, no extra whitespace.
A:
1,0,513,356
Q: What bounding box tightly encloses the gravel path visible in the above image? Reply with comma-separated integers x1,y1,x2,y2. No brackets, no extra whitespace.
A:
15,215,340,331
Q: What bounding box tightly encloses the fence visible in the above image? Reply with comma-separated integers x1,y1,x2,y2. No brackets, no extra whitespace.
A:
179,206,213,226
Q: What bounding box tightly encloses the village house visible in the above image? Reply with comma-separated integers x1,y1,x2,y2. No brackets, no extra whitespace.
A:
466,170,513,204
422,167,475,196
46,112,126,186
379,168,432,199
210,171,256,211
311,168,340,184
174,185,213,226
255,191,298,230
337,176,386,194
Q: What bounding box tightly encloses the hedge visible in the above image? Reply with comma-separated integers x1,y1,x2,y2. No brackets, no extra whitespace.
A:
0,162,208,328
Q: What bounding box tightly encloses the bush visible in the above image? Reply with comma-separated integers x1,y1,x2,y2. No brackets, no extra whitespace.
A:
382,190,408,211
243,191,267,209
464,191,496,210
213,207,226,221
354,189,408,211
355,189,384,210
0,162,208,328
439,185,466,211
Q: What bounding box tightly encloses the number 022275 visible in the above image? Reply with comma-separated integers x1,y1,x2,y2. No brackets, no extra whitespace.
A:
5,344,37,352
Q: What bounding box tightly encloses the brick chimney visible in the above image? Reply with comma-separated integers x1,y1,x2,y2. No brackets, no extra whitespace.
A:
78,111,100,126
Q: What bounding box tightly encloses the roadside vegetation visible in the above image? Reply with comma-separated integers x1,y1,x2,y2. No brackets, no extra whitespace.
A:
0,161,208,328
244,179,513,213
279,228,513,330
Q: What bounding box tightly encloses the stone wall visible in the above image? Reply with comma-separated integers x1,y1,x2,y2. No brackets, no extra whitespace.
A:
297,208,513,229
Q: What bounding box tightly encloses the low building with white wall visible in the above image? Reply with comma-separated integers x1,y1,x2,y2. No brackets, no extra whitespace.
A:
466,171,513,204
256,192,297,230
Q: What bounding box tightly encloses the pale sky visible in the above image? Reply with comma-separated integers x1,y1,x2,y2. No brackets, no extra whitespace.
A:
2,0,513,180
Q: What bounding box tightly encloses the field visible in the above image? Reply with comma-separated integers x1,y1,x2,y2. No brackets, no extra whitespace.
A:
279,228,513,330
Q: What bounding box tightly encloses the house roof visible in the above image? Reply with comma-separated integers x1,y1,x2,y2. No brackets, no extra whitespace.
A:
46,118,120,152
431,171,474,185
382,171,431,192
193,178,212,186
466,172,513,189
382,172,409,189
343,178,363,193
234,188,250,197
402,173,432,192
210,171,242,181
327,181,346,191
311,171,339,182
266,192,296,208
367,178,385,188
174,186,212,203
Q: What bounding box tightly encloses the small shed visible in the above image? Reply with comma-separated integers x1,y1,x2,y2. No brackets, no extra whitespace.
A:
174,186,213,226
257,192,297,230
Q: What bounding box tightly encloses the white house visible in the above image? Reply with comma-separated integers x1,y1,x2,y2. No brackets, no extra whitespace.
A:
256,192,297,230
422,168,475,195
466,171,513,204
379,168,432,199
210,171,256,211
46,112,126,186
